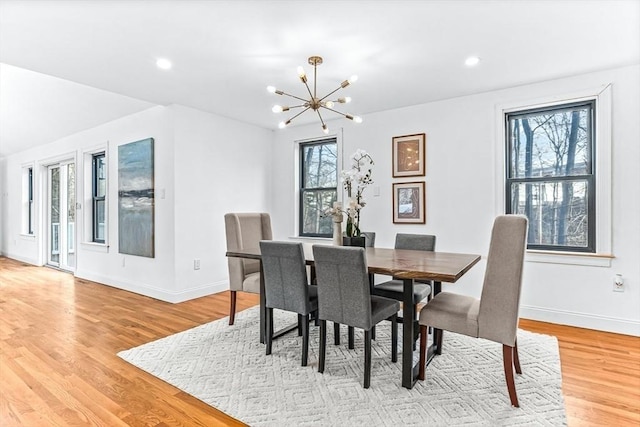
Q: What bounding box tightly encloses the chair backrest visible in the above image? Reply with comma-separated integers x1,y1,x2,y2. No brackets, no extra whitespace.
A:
361,231,376,247
259,241,312,315
395,233,436,252
312,245,373,330
478,215,528,347
225,213,272,290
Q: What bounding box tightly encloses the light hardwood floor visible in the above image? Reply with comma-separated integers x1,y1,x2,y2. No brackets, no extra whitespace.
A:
1,256,638,426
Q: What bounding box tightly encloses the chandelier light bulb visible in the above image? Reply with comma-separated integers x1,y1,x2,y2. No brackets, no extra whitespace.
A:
156,58,172,70
325,101,335,108
465,56,481,67
353,116,363,124
338,96,351,103
278,121,287,129
322,124,329,134
297,66,306,78
272,105,283,113
348,75,358,84
267,86,276,93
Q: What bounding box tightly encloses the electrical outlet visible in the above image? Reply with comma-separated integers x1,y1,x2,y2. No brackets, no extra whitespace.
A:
194,259,201,270
613,273,624,292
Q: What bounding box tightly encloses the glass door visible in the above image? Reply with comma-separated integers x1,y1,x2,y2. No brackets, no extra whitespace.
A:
48,161,76,271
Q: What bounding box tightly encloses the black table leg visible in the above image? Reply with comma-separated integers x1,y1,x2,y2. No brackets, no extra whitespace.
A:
402,278,418,389
259,261,266,344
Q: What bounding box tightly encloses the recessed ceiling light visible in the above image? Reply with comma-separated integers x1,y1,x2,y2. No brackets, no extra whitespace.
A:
156,58,172,70
465,56,480,67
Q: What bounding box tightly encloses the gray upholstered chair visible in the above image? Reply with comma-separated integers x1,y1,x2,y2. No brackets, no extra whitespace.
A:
418,215,528,407
313,245,400,388
361,231,376,248
372,233,436,310
259,241,317,366
224,212,272,325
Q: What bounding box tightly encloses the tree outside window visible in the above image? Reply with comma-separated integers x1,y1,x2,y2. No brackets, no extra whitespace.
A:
299,139,337,237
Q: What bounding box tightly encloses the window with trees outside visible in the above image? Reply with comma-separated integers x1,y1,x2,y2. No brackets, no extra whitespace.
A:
92,153,106,243
506,100,595,252
299,138,338,237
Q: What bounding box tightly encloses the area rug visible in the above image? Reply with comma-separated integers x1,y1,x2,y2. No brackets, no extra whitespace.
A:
118,306,567,426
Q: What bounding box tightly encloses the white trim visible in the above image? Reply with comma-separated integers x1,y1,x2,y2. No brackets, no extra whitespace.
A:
82,144,109,246
521,304,640,337
2,253,41,266
494,85,613,266
74,270,229,303
80,242,109,253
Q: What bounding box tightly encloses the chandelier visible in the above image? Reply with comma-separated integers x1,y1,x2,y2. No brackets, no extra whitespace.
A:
267,56,362,134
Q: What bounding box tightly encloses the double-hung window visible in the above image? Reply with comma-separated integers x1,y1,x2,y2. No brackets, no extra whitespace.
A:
505,100,595,252
299,138,338,237
92,153,106,243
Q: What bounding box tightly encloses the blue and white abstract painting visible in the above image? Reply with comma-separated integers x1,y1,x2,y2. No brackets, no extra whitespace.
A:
118,138,154,257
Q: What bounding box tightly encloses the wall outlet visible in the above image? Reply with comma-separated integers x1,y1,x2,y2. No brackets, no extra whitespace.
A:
613,273,624,292
194,259,201,270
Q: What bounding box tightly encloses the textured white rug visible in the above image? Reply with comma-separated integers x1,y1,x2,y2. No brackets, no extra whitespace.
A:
118,306,567,426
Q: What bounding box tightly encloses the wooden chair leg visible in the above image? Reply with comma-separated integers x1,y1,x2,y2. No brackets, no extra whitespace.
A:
434,328,443,355
364,329,372,388
418,325,428,380
301,315,309,366
334,322,341,345
391,316,398,363
348,326,355,349
502,344,520,407
265,307,273,355
513,339,522,374
229,290,237,325
319,320,327,373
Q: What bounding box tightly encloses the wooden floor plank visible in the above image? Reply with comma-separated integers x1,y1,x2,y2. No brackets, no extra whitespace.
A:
1,256,638,426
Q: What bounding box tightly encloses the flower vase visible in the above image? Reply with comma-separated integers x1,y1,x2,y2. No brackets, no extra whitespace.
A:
332,221,343,246
342,236,366,247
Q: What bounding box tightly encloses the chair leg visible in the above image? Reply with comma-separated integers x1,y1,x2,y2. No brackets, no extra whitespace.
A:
348,326,355,349
265,307,273,355
319,320,327,373
391,316,398,363
301,315,309,366
418,325,428,380
297,314,304,336
371,325,376,340
434,328,443,355
502,344,520,407
513,339,522,374
364,329,372,389
334,322,341,345
229,290,237,325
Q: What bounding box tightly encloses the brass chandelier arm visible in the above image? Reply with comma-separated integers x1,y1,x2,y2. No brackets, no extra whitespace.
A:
320,105,354,119
284,106,312,124
301,78,314,102
318,85,346,103
316,109,327,128
277,90,309,104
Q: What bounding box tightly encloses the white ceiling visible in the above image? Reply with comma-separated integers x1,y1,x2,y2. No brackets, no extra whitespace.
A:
1,0,638,157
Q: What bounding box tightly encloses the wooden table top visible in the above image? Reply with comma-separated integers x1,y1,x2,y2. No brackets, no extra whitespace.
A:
226,243,481,284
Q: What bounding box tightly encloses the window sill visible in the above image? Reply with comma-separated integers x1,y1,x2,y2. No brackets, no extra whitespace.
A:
525,250,613,267
80,242,109,253
19,233,36,240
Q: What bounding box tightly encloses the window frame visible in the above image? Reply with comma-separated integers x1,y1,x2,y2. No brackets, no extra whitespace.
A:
495,85,613,267
28,167,34,235
505,100,596,253
92,152,106,244
298,137,338,238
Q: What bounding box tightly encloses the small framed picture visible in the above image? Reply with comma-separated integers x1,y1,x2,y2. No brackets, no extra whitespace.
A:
393,182,426,224
392,133,425,177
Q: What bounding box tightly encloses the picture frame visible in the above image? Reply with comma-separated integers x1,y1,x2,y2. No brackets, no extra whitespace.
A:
393,181,425,224
392,133,425,177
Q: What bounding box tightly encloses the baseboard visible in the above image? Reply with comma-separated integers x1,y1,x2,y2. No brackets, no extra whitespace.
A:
74,269,229,303
521,304,640,337
1,252,41,266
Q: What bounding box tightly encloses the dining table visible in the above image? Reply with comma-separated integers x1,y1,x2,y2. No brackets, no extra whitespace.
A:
226,243,481,389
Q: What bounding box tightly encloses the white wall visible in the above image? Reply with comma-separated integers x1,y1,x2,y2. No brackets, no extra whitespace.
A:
270,65,640,336
0,104,274,303
171,105,273,300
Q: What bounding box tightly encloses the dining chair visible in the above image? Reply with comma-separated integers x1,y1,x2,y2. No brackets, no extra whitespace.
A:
224,212,272,325
313,245,399,388
361,231,376,248
372,233,436,314
417,215,528,407
259,241,317,366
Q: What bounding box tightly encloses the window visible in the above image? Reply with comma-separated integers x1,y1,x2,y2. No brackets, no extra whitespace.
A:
25,167,34,234
299,138,338,237
92,153,106,243
506,100,595,252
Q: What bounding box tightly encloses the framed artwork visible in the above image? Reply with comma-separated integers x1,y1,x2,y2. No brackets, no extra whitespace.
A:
393,181,425,224
392,133,425,177
118,137,155,257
